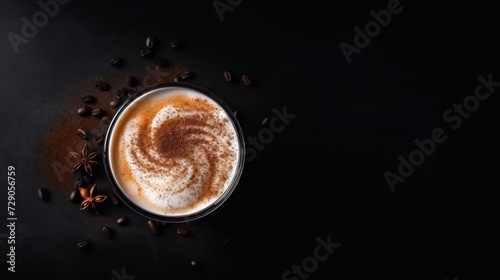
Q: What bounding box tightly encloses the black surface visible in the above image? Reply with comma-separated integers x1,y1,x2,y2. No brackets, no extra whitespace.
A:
1,0,500,279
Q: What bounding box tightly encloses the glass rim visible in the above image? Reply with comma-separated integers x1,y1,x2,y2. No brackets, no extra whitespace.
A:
102,82,245,223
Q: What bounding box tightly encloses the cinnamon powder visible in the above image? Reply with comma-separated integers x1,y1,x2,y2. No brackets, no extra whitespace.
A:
36,63,189,200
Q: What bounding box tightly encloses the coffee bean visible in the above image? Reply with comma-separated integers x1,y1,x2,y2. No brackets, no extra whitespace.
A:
175,71,193,82
82,174,93,184
95,81,110,91
242,74,252,86
146,36,154,49
110,99,122,109
116,217,128,226
140,47,153,57
94,136,104,145
109,194,119,206
171,39,183,49
180,71,193,80
127,76,137,87
148,220,159,235
38,188,49,201
118,87,130,96
74,178,83,189
77,241,90,249
101,116,111,128
117,88,130,101
89,129,104,145
121,89,132,98
110,57,122,67
94,135,104,145
101,226,112,238
224,71,232,82
76,128,87,140
155,57,168,68
82,95,96,104
77,106,91,117
176,228,190,236
92,108,105,118
69,189,80,203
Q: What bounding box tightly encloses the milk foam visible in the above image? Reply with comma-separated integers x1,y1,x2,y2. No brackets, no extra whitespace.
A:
108,87,240,217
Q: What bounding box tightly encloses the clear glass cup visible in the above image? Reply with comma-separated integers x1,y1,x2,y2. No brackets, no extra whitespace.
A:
103,82,245,223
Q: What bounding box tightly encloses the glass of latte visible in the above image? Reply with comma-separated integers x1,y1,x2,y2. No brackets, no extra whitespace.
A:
103,83,245,222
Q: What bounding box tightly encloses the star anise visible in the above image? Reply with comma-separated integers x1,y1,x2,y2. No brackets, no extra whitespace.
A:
70,144,99,176
79,184,107,211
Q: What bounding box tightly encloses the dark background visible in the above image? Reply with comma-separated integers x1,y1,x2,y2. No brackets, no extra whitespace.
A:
1,0,500,279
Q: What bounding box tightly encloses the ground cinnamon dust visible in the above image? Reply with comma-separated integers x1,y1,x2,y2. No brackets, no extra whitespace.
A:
36,63,189,201
107,90,239,215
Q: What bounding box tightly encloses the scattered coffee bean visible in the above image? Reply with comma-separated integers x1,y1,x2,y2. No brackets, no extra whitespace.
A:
155,57,168,68
101,116,111,128
224,71,232,82
69,189,80,203
95,81,110,91
175,71,193,82
92,108,105,118
117,88,131,101
140,47,153,57
118,87,130,96
77,241,90,249
110,57,122,67
242,74,252,86
109,194,119,206
171,39,183,49
127,76,137,87
38,188,49,201
146,36,154,49
116,217,128,226
82,95,96,104
82,174,93,184
101,226,112,238
176,228,190,236
74,178,83,189
89,129,104,145
180,71,193,80
76,128,87,140
148,220,159,235
94,136,104,145
77,106,91,117
110,99,122,109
